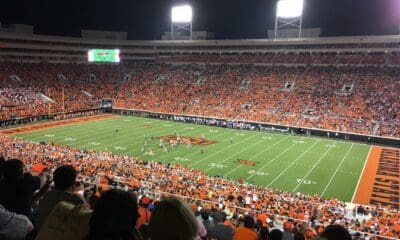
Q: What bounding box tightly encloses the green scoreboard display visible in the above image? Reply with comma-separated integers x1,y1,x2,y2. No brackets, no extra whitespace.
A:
88,49,120,62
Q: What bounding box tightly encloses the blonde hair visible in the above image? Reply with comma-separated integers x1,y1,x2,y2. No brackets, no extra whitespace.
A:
148,196,198,240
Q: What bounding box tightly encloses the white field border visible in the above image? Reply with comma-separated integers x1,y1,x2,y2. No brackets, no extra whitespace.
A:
351,145,373,203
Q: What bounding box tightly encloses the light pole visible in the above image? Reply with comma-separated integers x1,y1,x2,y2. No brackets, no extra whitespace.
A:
171,5,193,40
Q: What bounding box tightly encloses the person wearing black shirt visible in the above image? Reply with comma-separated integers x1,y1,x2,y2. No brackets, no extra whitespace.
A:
0,159,41,220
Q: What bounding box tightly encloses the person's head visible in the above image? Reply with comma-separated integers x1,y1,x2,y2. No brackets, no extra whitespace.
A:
148,196,198,240
243,215,255,229
200,209,209,221
212,212,223,224
259,226,269,240
53,165,77,191
283,221,292,232
304,227,317,239
86,189,139,240
88,195,99,210
320,225,352,240
269,229,283,240
294,232,305,240
139,196,150,208
3,159,24,180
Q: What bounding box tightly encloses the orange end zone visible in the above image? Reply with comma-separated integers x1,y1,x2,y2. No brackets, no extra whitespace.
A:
353,146,400,209
0,114,118,136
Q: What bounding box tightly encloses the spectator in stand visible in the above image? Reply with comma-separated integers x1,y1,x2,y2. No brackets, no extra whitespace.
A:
208,211,234,240
320,225,352,240
148,196,198,240
293,232,305,240
36,165,84,231
0,204,34,239
0,159,43,220
233,216,259,240
269,229,283,240
0,134,399,239
304,228,317,240
85,189,141,240
200,209,215,233
258,226,269,240
282,221,294,240
135,196,152,230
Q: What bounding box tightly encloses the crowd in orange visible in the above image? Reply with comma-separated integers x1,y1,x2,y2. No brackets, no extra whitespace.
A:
1,62,399,138
1,135,399,239
115,64,399,138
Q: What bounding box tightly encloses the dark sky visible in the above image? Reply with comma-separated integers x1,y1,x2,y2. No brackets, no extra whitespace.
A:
1,0,400,40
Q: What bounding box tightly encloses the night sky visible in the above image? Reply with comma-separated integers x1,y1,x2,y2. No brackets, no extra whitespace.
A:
1,0,400,40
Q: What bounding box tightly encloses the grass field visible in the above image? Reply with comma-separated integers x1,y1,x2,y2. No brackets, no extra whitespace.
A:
13,115,371,202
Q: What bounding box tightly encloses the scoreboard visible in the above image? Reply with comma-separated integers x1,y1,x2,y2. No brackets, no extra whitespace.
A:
88,49,120,62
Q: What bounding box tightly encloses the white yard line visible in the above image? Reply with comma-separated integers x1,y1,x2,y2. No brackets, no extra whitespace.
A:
320,143,354,197
351,145,373,203
267,139,321,187
189,133,260,168
224,135,291,177
245,137,300,181
292,141,337,192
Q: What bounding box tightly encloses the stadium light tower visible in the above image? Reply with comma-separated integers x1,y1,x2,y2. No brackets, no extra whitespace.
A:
171,5,193,40
274,0,304,39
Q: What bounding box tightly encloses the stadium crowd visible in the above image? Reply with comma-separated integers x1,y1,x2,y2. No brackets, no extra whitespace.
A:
1,62,399,138
158,52,400,65
0,135,399,239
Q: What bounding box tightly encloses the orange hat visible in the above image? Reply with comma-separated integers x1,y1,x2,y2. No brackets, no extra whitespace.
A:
31,164,46,174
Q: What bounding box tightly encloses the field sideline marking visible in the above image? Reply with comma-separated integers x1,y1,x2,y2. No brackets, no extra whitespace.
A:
292,141,337,192
267,139,321,187
351,145,373,203
223,135,292,177
320,143,354,197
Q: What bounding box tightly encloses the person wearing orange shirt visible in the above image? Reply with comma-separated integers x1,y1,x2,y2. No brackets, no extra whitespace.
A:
233,216,259,240
135,196,152,230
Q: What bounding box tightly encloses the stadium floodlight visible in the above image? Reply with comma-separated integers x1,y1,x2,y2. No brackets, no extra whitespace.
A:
277,0,303,18
274,0,304,39
170,5,193,40
171,5,192,23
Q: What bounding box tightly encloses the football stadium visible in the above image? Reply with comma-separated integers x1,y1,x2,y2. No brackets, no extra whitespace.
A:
0,0,400,239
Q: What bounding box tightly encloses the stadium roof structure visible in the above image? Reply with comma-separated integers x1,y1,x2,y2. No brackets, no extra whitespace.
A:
2,31,400,64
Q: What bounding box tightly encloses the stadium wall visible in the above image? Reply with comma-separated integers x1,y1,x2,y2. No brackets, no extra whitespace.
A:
0,108,105,128
113,108,400,148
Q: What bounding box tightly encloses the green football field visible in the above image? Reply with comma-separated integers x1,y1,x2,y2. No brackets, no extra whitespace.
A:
13,115,371,202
